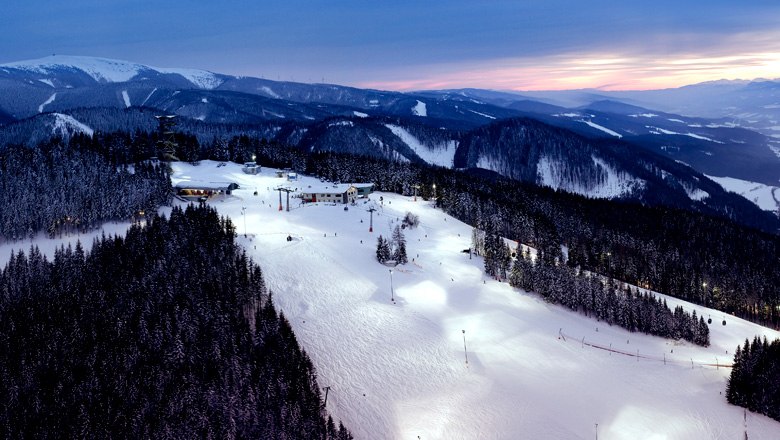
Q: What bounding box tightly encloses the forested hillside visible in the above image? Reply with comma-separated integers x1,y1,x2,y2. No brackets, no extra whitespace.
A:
727,336,780,422
8,130,773,328
0,137,170,241
0,205,352,439
240,141,780,327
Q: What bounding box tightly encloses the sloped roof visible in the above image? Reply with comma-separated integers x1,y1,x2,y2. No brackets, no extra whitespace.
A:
300,183,356,194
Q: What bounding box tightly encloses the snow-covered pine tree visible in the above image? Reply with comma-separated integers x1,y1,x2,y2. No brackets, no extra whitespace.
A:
376,235,391,263
392,225,407,264
471,227,485,256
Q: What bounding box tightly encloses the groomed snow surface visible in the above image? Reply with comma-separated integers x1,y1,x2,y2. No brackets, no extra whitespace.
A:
3,161,780,439
708,175,780,212
385,124,457,168
647,126,724,144
412,100,428,117
579,120,622,138
38,93,56,113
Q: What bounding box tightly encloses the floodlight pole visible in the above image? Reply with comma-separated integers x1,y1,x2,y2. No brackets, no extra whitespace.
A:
389,269,394,302
241,206,247,237
462,329,468,364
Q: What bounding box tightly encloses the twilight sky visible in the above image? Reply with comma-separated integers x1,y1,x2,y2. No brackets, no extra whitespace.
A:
2,1,779,91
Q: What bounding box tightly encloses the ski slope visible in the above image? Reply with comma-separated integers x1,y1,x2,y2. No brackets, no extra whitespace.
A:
4,160,780,439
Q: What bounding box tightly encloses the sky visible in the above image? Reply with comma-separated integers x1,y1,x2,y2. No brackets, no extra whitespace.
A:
2,1,780,91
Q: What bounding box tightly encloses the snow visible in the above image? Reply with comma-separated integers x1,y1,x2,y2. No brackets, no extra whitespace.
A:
579,120,623,138
38,93,56,113
536,155,644,198
707,175,780,212
260,86,281,99
769,145,780,159
668,118,686,123
141,88,157,106
38,78,54,87
629,113,658,118
553,113,581,118
4,160,780,439
353,111,368,118
201,98,208,103
385,124,457,168
156,67,223,89
121,90,131,108
3,55,144,83
647,126,724,143
412,100,427,117
686,132,723,143
684,186,710,202
329,120,354,127
52,113,94,137
467,109,496,119
1,55,222,89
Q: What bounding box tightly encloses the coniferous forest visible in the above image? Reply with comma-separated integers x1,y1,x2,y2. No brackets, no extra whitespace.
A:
3,129,778,429
0,137,170,241
508,249,710,346
0,205,351,439
727,337,780,422
13,130,775,330
238,138,780,328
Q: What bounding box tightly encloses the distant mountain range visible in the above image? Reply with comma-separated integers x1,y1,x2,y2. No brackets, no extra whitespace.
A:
0,55,778,228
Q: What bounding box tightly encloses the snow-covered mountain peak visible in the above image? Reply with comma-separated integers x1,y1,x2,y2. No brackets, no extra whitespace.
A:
0,55,223,89
2,55,148,83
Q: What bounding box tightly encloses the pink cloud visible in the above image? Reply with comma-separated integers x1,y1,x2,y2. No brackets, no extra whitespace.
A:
358,50,780,91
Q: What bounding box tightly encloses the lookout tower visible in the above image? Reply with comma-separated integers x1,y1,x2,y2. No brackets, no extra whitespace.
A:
155,115,179,161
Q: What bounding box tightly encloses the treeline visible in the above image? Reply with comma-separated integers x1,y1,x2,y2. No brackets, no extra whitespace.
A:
131,131,780,328
0,137,170,241
243,142,780,327
16,131,780,328
0,205,351,439
727,337,780,422
508,248,710,346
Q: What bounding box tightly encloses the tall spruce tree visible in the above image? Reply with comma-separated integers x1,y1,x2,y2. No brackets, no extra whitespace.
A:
376,235,391,263
392,225,408,264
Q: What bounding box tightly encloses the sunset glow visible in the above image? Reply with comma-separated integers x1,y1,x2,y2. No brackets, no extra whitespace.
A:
2,2,780,93
359,51,780,92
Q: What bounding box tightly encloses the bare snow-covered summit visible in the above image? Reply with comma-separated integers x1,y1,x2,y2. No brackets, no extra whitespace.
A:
1,55,224,89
